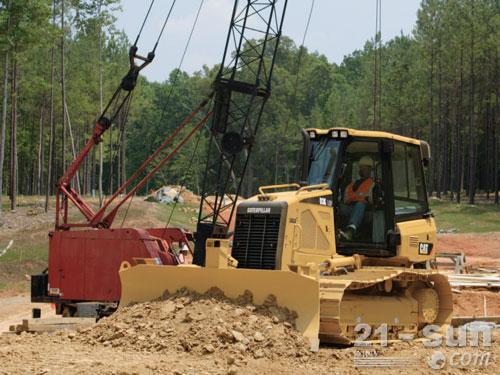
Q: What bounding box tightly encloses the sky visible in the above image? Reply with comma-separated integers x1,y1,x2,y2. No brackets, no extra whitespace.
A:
115,0,422,82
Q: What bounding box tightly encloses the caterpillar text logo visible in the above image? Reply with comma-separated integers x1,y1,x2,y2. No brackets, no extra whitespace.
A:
247,207,271,214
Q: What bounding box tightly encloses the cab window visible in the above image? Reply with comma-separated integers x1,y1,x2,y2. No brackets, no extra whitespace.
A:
392,142,428,217
308,139,341,185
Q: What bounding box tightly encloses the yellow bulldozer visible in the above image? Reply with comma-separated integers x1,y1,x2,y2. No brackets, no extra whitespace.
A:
119,127,453,350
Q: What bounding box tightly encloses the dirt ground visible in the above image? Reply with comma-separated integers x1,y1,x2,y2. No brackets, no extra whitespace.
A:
0,328,498,375
436,232,500,268
436,233,500,317
0,204,498,374
453,290,500,316
0,290,498,375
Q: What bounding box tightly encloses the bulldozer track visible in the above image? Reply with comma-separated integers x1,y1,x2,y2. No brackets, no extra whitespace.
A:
318,268,453,344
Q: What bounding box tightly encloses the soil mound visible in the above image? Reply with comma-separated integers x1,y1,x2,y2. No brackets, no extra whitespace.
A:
79,288,311,362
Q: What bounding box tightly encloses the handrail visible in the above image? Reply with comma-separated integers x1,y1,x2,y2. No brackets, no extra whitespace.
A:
294,183,329,195
258,183,300,195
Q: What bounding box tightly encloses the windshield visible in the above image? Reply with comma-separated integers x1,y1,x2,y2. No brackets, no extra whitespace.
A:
308,139,341,185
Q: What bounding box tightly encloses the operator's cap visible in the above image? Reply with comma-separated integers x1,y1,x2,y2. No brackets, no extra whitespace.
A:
359,156,373,167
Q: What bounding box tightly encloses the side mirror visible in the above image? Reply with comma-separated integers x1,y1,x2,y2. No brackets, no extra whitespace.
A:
420,141,431,167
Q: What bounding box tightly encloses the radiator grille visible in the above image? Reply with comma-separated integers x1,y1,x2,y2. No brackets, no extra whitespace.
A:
232,213,281,270
409,236,419,248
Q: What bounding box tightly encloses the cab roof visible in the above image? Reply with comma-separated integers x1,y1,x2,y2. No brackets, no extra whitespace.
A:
304,127,422,146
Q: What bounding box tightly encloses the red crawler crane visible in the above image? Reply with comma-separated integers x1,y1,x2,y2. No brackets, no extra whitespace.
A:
31,38,214,317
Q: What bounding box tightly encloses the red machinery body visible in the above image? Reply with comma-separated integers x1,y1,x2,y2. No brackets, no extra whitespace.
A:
47,228,188,302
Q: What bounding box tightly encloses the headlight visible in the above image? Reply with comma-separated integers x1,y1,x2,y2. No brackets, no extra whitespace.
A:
330,130,339,138
309,131,316,139
340,130,348,138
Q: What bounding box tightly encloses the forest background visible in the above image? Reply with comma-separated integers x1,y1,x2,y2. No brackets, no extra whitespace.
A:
0,0,499,221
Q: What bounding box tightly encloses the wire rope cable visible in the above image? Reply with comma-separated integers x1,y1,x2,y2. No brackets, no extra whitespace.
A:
116,0,207,229
273,0,315,184
164,126,204,230
153,0,178,53
373,0,382,129
140,0,206,198
133,0,156,46
102,0,180,210
161,0,205,112
158,0,207,229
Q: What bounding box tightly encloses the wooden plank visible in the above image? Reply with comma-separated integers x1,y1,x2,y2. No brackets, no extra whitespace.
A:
449,281,500,288
448,274,500,288
451,316,500,326
472,268,499,274
5,317,96,334
22,317,96,326
449,275,500,281
15,324,25,332
25,322,94,333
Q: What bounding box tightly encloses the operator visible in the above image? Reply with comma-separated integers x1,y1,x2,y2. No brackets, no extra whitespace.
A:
339,155,375,241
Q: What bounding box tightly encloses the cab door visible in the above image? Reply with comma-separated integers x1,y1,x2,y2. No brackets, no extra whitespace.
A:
388,141,436,261
335,139,393,254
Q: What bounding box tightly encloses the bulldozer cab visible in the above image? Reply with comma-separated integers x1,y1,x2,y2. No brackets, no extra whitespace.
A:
302,128,431,257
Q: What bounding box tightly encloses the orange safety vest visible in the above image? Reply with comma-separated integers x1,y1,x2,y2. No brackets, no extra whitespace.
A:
345,177,374,204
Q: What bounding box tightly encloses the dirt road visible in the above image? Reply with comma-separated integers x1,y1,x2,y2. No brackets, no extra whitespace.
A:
0,293,498,375
0,332,498,375
0,295,56,333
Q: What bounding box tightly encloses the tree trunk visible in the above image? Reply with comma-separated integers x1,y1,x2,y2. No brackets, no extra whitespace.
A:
45,0,57,212
120,127,126,190
9,54,17,211
467,4,476,205
0,0,11,218
428,44,435,196
116,126,121,189
29,115,37,195
436,47,443,198
495,48,499,204
0,51,9,217
37,97,46,195
485,101,491,200
61,0,67,172
442,94,450,195
116,109,125,189
98,0,104,206
91,144,96,197
64,100,80,193
108,124,113,194
456,44,464,203
83,121,88,194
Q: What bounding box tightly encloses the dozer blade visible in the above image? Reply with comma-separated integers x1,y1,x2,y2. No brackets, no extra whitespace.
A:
119,263,320,350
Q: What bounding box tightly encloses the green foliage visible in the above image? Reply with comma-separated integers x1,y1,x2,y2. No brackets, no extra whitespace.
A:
0,0,54,53
1,0,499,205
430,200,500,233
